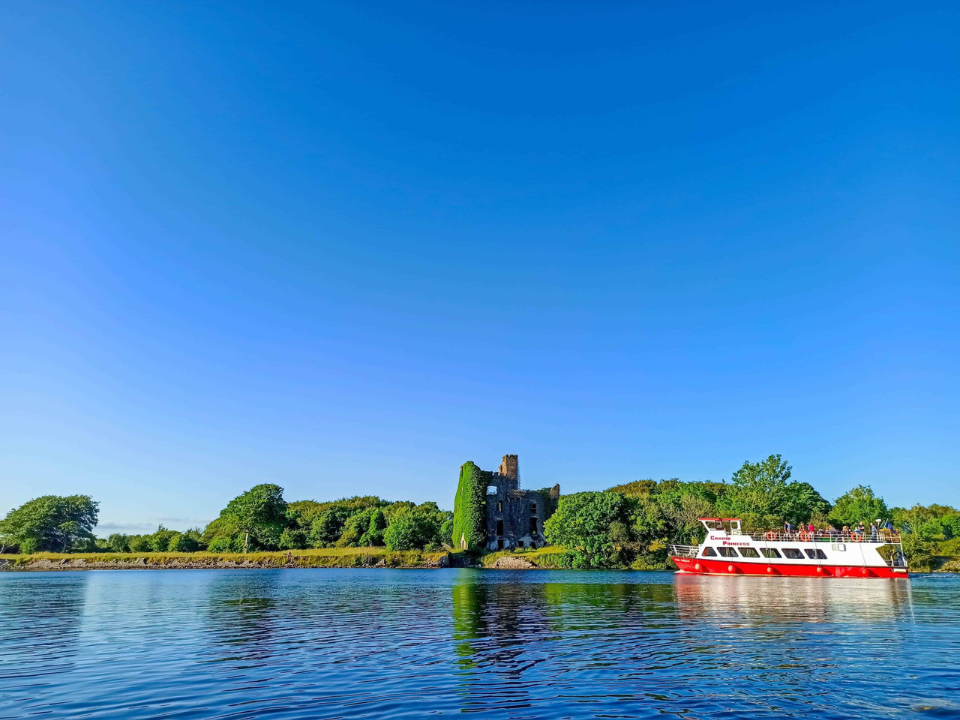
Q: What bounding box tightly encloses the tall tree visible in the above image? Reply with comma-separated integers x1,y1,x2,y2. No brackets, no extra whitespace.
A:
0,495,99,553
829,485,889,529
220,484,288,553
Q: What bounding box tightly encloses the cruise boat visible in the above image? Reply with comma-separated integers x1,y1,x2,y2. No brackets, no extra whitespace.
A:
669,518,909,579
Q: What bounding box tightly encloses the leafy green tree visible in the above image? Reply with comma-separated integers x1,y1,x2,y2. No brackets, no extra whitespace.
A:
0,495,99,553
829,485,889,529
782,481,832,524
336,508,378,547
128,535,152,552
309,506,355,547
147,526,178,552
383,508,443,551
278,528,308,550
107,533,131,553
544,491,629,568
360,509,388,547
716,455,792,529
219,484,288,553
941,514,960,540
167,532,200,552
207,536,233,552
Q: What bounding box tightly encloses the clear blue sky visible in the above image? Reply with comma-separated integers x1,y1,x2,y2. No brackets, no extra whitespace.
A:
1,2,958,535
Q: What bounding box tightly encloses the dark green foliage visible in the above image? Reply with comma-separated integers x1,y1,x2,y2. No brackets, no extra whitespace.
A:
148,526,178,552
544,491,630,568
168,531,200,552
941,514,960,540
0,495,99,553
128,535,152,552
207,536,233,552
107,533,131,553
828,485,888,529
309,506,356,547
279,528,308,550
219,484,288,553
360,509,388,547
384,505,443,551
452,462,488,551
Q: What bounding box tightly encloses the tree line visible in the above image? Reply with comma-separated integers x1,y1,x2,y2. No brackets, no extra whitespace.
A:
1,454,957,570
541,454,960,570
0,485,452,555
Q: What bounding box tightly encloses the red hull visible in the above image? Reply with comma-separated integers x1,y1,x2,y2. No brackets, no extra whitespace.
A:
671,555,908,579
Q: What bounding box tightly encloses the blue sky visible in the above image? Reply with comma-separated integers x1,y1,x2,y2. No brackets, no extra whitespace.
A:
1,2,958,534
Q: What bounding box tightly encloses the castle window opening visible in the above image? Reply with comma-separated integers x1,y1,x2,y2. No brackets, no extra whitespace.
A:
497,501,503,512
530,502,537,512
487,486,498,496
497,538,504,550
496,520,504,536
529,518,538,535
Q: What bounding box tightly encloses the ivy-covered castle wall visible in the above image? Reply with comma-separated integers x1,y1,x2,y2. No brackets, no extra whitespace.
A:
452,461,490,551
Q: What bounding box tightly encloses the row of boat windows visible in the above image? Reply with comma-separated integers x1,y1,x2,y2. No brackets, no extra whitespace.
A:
702,546,827,560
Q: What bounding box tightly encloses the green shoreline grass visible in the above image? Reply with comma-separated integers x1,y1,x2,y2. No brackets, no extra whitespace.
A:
0,546,448,569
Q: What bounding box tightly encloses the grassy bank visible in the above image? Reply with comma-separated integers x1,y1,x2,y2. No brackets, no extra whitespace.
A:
0,546,448,570
481,546,568,569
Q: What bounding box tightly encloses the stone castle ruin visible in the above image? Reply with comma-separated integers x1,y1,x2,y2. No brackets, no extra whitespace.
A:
452,455,560,552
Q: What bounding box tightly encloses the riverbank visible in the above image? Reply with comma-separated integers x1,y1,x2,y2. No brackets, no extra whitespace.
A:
0,547,451,571
4,545,957,572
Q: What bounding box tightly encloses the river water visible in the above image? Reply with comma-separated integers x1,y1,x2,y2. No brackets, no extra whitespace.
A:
1,569,958,719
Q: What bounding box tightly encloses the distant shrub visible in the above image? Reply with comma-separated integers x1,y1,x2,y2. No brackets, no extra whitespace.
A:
207,537,233,553
279,528,307,550
167,533,199,552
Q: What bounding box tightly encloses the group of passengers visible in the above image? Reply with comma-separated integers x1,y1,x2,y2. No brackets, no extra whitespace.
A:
779,519,896,542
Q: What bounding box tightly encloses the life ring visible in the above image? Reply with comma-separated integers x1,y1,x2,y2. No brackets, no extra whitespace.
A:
851,532,863,542
764,531,777,541
797,531,810,541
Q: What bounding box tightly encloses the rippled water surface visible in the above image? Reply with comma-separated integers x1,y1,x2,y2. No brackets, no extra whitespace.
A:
2,570,959,719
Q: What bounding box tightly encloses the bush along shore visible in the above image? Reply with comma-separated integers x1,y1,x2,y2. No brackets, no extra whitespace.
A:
0,547,451,571
1,454,958,572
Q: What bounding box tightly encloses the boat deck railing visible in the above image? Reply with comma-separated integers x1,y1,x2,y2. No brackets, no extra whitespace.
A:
733,531,901,544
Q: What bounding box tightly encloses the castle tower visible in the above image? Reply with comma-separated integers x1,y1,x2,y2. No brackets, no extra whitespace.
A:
498,454,518,480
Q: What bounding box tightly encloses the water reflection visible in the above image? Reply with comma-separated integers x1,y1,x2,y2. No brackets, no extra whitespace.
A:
674,574,916,625
0,570,958,720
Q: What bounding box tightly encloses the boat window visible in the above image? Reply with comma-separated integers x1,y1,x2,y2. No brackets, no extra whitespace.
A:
717,547,739,558
701,546,717,557
739,547,760,558
761,548,782,559
782,548,803,559
804,549,827,560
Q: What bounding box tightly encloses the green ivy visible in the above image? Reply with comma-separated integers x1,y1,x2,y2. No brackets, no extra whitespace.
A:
452,462,488,551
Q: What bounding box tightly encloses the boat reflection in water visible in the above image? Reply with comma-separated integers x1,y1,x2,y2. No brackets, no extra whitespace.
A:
673,572,916,626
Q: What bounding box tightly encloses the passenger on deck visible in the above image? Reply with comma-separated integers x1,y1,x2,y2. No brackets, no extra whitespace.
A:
784,521,794,536
870,523,878,541
842,525,851,538
807,522,815,536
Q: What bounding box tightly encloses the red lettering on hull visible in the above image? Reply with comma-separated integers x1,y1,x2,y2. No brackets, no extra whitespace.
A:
670,556,908,579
